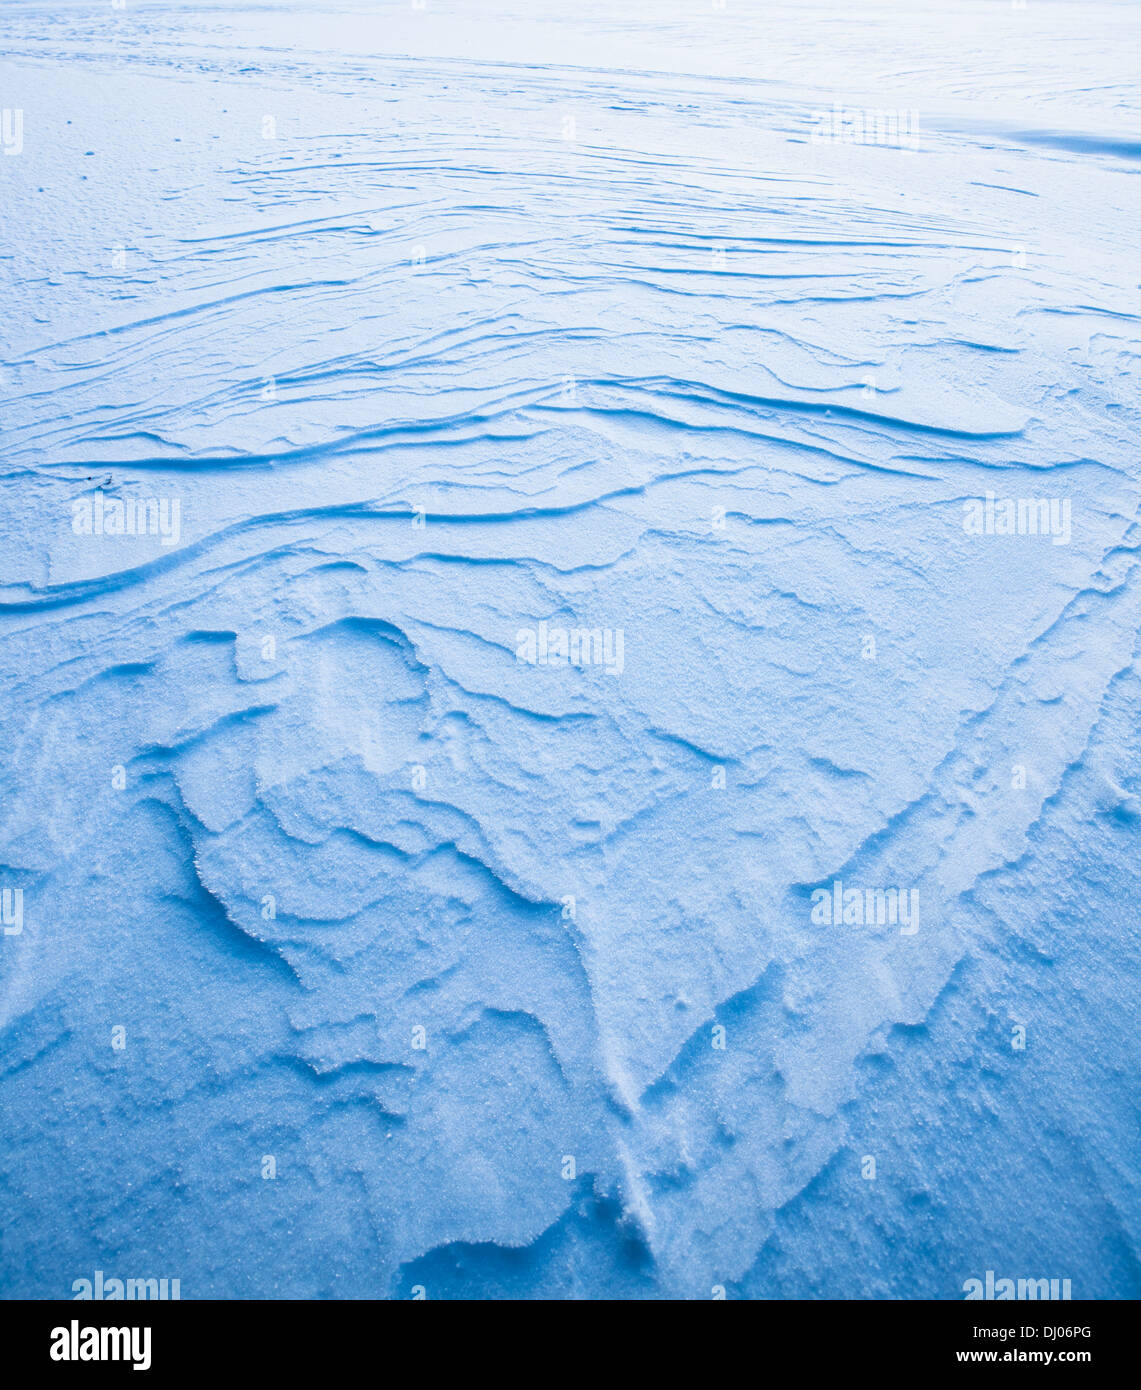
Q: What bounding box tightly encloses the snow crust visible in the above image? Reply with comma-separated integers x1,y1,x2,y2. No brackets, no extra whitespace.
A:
1,0,1139,1298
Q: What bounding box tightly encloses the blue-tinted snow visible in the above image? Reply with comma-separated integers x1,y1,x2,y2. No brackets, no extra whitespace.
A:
1,0,1139,1300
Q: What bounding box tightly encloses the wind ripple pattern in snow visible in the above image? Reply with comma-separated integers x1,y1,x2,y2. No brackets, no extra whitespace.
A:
0,0,1139,1299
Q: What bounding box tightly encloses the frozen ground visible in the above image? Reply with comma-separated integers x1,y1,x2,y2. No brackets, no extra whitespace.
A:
0,0,1139,1299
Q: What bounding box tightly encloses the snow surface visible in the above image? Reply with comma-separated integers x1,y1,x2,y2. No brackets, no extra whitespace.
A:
1,0,1139,1299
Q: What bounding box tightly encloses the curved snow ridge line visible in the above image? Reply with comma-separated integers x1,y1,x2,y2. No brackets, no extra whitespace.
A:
4,387,561,471
597,375,1030,439
0,442,958,616
6,327,607,438
0,503,414,612
13,278,361,361
9,370,1033,476
0,482,660,613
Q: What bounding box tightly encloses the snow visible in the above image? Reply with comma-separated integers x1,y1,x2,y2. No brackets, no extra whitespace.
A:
1,0,1139,1299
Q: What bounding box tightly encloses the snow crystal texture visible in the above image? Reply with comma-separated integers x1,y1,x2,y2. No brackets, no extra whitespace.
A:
1,0,1139,1300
